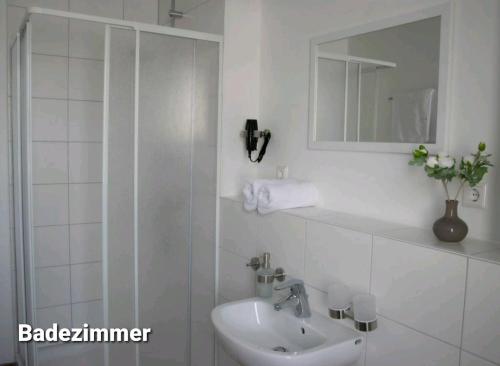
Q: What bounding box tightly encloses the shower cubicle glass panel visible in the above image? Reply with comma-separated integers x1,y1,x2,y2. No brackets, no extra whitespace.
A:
11,8,221,366
106,27,137,365
137,31,194,365
106,27,220,366
105,26,220,366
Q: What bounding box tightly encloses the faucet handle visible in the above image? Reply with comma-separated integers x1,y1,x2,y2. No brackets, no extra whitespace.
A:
274,278,304,291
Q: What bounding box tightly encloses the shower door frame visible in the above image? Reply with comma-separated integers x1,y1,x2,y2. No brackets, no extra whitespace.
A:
15,8,224,366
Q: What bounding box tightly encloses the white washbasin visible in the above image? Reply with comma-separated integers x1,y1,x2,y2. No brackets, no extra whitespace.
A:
211,297,363,366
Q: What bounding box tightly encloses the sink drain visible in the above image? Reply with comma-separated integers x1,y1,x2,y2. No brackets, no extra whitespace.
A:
272,346,288,353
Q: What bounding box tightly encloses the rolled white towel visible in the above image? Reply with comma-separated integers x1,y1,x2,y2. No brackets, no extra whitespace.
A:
257,181,319,214
243,179,297,211
242,179,276,211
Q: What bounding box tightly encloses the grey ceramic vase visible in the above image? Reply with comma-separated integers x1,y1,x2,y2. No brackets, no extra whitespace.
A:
433,200,468,243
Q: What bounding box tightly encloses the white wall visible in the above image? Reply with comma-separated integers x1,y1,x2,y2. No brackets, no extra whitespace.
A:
219,197,500,366
219,0,261,196
239,0,500,242
175,0,225,35
178,0,262,199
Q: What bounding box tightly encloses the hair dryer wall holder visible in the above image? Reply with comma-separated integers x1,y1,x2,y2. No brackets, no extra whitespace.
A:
240,130,269,138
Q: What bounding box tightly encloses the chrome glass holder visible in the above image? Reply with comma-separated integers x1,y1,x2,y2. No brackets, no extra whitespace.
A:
328,306,377,332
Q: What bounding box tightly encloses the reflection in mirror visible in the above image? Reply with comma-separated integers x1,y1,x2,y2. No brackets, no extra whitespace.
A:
314,16,441,144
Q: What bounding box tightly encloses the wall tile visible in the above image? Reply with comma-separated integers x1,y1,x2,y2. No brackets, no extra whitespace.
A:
34,225,69,267
220,199,259,259
32,98,68,141
69,0,123,17
31,14,68,56
124,0,158,24
306,285,366,366
371,236,467,346
68,142,102,183
68,101,102,142
70,223,101,264
68,58,104,101
305,220,372,293
69,183,102,223
71,262,102,302
72,300,103,327
219,249,255,301
311,211,407,235
32,142,68,184
69,20,105,60
32,54,68,99
33,184,68,226
460,351,498,366
256,212,306,279
365,316,460,366
36,266,70,307
462,259,500,364
37,304,71,329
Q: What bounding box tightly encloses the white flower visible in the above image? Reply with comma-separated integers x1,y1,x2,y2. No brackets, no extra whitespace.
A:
464,155,475,165
438,156,455,168
438,152,449,159
426,156,439,168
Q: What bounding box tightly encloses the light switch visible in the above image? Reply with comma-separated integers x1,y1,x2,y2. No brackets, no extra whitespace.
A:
276,165,289,179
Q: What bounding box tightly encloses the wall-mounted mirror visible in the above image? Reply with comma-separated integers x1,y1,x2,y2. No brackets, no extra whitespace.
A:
308,5,451,153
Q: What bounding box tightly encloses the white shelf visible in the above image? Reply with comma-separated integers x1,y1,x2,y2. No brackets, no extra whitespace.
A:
221,195,500,265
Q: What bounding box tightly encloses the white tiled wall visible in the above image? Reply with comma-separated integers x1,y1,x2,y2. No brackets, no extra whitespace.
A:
6,0,157,363
29,11,105,361
218,197,500,366
462,259,500,364
371,237,467,346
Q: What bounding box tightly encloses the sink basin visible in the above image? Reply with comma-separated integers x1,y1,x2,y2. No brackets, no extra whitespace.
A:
211,298,363,366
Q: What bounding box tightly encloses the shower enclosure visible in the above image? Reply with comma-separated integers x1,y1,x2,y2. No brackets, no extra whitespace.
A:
9,8,222,366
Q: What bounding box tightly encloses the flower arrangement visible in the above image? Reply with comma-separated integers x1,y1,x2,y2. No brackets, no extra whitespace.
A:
409,142,493,201
409,142,493,242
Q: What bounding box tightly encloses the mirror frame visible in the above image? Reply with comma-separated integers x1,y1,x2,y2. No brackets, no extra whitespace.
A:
308,4,452,154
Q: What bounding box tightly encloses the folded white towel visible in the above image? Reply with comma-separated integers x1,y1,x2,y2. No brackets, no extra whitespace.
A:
257,181,319,215
243,179,294,211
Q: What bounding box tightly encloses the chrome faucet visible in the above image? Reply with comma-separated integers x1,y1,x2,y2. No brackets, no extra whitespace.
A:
273,278,311,318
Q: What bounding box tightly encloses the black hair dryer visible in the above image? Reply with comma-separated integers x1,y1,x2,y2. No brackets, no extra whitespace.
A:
243,119,271,163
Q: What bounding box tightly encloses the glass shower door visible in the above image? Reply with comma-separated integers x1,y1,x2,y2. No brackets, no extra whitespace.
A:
105,26,137,366
136,32,194,366
105,27,219,366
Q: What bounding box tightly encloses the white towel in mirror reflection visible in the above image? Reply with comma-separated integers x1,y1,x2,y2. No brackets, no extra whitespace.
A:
390,88,436,143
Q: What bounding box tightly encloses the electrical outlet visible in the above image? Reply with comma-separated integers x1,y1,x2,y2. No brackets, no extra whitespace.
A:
276,165,289,179
463,184,487,209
